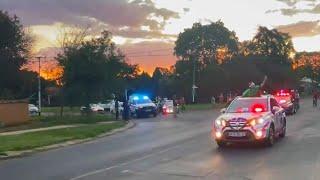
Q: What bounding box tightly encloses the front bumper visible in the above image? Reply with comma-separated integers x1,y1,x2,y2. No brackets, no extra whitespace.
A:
211,127,268,143
136,107,157,115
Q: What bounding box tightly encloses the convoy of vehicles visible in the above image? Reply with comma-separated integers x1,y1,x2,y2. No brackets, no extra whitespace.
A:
211,95,287,147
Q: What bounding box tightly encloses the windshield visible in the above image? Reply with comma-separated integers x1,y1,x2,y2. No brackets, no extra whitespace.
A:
133,98,152,104
227,98,268,113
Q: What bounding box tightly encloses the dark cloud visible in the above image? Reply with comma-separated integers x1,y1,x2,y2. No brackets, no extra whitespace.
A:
275,0,316,6
0,0,179,38
269,0,320,16
183,8,190,13
276,20,320,37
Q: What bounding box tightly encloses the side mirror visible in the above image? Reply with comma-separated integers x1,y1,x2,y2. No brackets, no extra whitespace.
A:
272,106,280,114
220,108,226,114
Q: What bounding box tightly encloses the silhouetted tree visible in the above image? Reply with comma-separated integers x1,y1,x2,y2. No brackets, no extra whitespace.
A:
0,11,32,99
247,26,295,62
174,21,239,66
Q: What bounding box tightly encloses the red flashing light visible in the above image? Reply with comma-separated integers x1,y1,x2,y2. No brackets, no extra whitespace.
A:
251,104,265,113
276,90,290,97
254,107,263,113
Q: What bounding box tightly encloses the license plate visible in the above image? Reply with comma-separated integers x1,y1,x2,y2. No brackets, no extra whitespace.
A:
145,109,152,112
228,132,246,137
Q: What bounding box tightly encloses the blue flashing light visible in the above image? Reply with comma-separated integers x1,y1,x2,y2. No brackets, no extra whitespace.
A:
143,96,149,100
133,96,139,100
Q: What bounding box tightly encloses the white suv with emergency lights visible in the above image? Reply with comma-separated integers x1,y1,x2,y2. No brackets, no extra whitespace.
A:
211,95,286,147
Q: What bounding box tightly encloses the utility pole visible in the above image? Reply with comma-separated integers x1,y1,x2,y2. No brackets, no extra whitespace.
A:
36,56,44,116
191,32,204,103
192,57,196,103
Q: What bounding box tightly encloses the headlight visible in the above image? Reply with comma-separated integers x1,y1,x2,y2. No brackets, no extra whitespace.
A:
249,118,264,126
215,118,227,127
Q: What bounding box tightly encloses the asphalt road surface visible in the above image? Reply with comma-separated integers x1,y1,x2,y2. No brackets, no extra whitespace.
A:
1,98,320,180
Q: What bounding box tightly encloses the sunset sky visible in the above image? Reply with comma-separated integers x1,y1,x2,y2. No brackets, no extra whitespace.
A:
2,0,320,74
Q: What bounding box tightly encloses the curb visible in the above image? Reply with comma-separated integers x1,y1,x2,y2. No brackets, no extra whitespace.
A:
0,120,135,160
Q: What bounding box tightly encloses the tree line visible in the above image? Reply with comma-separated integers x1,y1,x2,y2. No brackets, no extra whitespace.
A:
1,11,317,106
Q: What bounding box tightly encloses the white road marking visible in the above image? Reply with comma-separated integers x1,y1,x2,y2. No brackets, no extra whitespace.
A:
70,144,181,180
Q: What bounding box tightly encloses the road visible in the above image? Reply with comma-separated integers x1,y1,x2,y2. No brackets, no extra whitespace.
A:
1,98,320,180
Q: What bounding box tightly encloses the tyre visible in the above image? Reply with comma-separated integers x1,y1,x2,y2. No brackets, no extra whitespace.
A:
279,118,286,138
265,126,275,147
216,141,227,148
153,112,157,117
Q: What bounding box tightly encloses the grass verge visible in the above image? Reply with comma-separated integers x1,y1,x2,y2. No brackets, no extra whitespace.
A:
0,121,125,154
0,115,115,133
42,106,80,114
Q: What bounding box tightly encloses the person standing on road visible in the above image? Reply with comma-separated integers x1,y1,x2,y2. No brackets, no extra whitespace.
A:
173,95,178,118
115,97,119,120
123,99,129,121
180,97,186,111
219,93,224,103
313,90,318,107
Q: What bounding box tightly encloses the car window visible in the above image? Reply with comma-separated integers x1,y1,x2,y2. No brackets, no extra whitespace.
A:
227,98,268,113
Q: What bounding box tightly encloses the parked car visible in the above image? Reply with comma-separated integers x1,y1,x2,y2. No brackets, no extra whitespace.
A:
110,101,124,114
97,100,113,111
80,104,105,113
28,104,39,115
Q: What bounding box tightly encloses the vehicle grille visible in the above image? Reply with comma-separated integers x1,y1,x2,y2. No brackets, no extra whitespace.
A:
142,106,154,111
228,118,247,129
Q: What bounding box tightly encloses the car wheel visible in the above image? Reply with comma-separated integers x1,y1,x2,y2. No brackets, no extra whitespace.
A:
216,141,227,148
153,112,157,117
279,118,286,138
265,126,275,147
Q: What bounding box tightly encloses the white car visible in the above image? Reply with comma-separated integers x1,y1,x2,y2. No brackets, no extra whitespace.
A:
110,101,123,114
80,104,105,113
211,95,286,147
97,100,113,111
28,104,39,115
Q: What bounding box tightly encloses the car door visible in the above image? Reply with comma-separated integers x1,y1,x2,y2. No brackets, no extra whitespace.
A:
270,98,282,133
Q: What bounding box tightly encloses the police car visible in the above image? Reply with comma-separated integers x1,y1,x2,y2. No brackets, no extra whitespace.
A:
129,95,157,118
211,95,286,147
274,89,299,115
